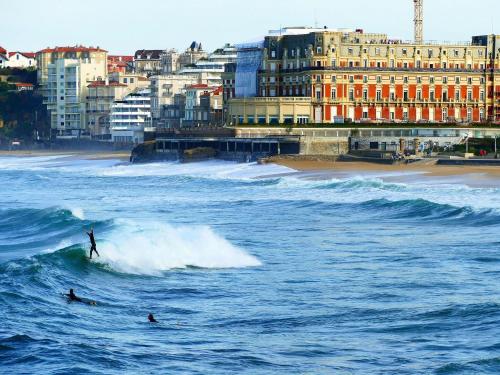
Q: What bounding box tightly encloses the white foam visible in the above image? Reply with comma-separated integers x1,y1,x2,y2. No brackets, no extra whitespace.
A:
97,160,296,180
96,220,262,275
69,207,85,220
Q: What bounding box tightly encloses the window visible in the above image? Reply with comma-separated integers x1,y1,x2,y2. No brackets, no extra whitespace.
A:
416,60,421,68
430,77,435,84
480,91,485,101
375,48,381,56
348,48,353,55
390,76,395,84
376,76,382,84
363,59,368,68
467,77,472,85
443,62,447,69
390,59,395,68
349,76,354,83
443,77,448,84
467,108,472,122
403,90,408,101
316,47,322,54
349,89,354,101
376,90,382,101
467,90,472,100
428,49,433,58
430,90,435,101
316,90,321,100
442,108,448,122
455,77,460,84
331,88,337,99
363,89,368,100
455,89,460,101
403,76,408,84
417,76,422,84
362,111,368,119
402,48,407,55
363,75,368,83
130,78,134,83
332,59,337,68
417,90,422,100
271,50,276,58
403,62,408,69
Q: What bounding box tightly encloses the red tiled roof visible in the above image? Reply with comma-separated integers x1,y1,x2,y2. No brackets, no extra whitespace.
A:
108,55,134,62
0,46,6,54
87,80,127,88
37,46,107,54
8,52,35,59
212,86,223,95
187,84,209,89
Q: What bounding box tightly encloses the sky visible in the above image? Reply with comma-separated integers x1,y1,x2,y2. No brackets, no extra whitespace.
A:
0,0,498,55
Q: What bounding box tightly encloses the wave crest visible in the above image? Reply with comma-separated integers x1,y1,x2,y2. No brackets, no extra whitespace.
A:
94,221,262,275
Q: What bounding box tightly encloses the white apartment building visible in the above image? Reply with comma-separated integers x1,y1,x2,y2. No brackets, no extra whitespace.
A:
110,89,151,144
46,58,106,137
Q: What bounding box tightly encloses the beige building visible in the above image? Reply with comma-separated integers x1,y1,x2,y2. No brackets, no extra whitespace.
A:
226,28,500,125
37,46,108,137
133,50,162,75
108,71,149,92
86,80,129,136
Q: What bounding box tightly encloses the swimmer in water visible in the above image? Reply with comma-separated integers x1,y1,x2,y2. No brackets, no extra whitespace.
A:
148,313,158,323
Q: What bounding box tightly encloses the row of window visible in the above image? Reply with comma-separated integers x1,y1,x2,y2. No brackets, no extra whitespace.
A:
332,88,485,102
268,74,485,85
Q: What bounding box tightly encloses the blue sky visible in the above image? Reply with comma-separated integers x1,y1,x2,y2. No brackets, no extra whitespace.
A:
1,0,498,54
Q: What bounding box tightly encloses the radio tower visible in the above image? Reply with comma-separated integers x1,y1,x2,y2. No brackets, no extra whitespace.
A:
414,0,423,44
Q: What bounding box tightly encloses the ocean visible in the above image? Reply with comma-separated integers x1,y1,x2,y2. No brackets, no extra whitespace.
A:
1,155,500,374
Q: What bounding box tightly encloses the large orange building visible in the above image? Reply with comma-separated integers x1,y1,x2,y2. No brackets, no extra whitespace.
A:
227,28,500,125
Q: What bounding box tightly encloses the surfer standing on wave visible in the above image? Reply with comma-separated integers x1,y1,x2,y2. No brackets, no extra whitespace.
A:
86,227,100,259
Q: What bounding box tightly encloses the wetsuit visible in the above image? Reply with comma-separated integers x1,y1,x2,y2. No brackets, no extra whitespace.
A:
87,231,99,259
67,291,82,302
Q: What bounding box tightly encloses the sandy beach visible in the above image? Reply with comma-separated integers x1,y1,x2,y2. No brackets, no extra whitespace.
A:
268,157,500,177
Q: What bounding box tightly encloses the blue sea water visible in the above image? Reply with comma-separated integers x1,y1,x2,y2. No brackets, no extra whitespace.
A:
1,155,500,374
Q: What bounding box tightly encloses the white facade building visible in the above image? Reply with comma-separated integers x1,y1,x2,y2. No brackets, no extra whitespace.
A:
5,52,36,68
110,89,151,144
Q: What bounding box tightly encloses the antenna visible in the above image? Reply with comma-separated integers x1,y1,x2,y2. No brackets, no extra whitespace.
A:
414,0,423,44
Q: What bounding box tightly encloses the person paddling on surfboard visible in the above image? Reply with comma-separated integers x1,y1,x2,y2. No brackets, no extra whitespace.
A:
65,289,97,305
86,227,100,259
66,288,82,302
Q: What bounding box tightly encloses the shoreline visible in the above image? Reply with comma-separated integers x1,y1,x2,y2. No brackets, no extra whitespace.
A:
268,156,500,180
0,150,131,161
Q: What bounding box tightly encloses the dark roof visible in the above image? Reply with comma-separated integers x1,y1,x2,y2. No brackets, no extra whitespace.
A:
134,50,162,60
